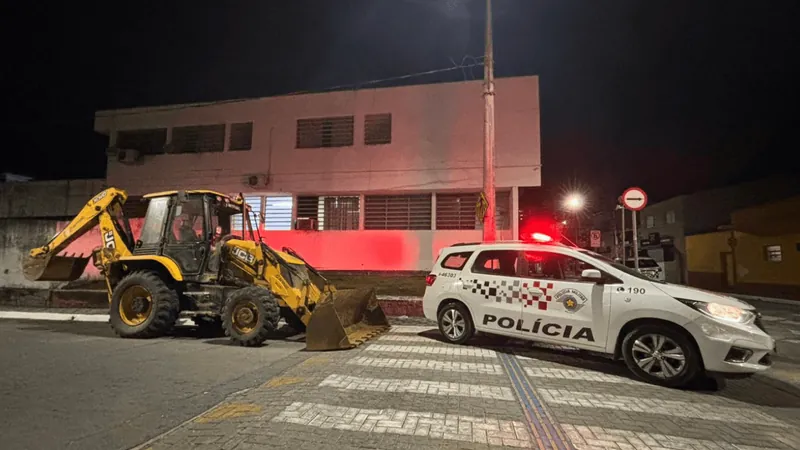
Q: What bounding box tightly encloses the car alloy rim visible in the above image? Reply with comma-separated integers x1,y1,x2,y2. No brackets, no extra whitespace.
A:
442,308,465,339
631,333,686,379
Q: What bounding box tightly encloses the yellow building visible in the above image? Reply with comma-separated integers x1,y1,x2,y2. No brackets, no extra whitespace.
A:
686,196,800,300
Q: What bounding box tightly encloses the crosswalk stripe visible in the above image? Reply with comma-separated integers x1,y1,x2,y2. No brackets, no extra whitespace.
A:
271,401,533,447
537,389,786,427
377,335,437,343
524,367,642,385
364,344,497,358
319,374,516,401
562,424,781,450
347,356,504,375
390,325,437,334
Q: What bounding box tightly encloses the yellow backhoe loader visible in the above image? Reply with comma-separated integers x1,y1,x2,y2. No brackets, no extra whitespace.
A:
22,187,389,350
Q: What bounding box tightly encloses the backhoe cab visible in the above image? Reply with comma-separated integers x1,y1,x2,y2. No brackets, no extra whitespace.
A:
23,187,390,349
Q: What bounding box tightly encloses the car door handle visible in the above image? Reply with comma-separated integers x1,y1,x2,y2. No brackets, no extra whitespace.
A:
523,288,546,307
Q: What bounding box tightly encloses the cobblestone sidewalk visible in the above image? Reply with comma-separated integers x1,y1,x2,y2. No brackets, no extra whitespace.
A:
132,324,800,450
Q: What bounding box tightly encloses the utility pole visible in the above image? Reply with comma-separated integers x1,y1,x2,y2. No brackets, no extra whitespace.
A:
482,0,497,242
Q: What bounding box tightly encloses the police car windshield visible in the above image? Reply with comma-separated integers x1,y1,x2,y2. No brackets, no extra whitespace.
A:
576,249,666,283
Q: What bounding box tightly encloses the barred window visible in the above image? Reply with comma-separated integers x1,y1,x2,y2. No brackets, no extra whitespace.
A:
296,196,359,230
364,113,392,145
229,122,253,151
172,124,225,153
296,116,354,148
115,129,167,155
435,191,511,230
365,194,432,230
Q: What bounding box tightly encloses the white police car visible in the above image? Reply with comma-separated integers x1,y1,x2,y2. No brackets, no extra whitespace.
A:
422,234,776,388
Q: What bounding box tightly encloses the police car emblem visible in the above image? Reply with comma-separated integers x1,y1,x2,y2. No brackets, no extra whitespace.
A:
554,288,587,313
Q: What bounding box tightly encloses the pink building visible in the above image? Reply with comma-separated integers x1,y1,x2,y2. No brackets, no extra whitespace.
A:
93,76,541,271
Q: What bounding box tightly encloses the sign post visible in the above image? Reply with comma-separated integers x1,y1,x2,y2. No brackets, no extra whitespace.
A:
621,187,648,270
590,230,601,248
620,206,626,264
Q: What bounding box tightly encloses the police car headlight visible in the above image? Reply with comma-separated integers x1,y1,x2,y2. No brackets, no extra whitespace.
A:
675,298,755,324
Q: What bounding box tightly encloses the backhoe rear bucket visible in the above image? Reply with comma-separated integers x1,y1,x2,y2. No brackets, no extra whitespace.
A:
305,287,391,351
22,253,90,282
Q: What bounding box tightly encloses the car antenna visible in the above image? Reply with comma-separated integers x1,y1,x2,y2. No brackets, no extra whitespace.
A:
559,233,579,248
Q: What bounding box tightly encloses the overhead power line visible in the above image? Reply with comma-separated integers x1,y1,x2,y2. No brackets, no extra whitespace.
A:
101,59,487,117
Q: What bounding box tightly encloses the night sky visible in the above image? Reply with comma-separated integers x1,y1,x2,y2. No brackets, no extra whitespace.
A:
2,0,798,207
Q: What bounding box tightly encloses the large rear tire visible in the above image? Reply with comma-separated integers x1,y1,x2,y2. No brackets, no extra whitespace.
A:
223,286,280,347
110,270,179,339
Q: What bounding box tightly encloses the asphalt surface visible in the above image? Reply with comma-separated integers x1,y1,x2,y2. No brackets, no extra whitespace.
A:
0,320,305,450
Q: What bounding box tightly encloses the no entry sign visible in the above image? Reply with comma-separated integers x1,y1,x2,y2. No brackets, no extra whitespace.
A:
621,187,648,211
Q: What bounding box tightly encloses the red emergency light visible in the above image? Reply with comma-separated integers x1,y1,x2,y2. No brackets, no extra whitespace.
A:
529,232,553,243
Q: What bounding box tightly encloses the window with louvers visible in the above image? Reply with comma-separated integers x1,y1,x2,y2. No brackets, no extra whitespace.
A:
229,122,253,151
436,193,479,230
296,196,359,230
364,113,392,145
365,194,432,230
435,192,511,230
263,196,293,230
296,116,354,148
232,196,262,231
172,124,225,153
115,129,167,155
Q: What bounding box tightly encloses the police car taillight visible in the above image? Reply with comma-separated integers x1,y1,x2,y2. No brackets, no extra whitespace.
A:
425,274,437,286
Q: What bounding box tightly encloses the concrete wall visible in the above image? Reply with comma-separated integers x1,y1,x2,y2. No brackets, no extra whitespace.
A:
0,180,108,288
94,76,541,196
0,179,107,219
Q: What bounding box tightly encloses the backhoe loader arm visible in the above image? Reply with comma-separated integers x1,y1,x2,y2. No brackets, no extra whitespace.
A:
23,187,132,282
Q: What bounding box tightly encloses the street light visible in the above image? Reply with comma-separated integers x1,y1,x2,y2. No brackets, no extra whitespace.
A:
563,193,585,212
563,193,585,245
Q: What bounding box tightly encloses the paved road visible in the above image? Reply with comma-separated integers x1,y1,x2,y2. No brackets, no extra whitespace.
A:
0,320,305,450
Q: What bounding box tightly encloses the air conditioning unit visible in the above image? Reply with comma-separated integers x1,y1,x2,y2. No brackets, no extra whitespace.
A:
242,173,269,187
295,218,317,230
116,148,141,164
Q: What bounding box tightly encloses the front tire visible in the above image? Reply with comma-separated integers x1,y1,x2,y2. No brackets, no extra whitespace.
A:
621,324,701,388
223,286,280,347
110,270,179,339
437,302,474,345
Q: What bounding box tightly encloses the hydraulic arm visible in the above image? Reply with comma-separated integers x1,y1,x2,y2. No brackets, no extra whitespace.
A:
23,187,132,282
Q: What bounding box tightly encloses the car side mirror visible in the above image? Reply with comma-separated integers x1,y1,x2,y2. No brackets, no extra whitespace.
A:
581,269,603,281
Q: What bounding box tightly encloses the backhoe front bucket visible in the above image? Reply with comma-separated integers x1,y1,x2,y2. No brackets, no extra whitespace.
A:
22,253,90,282
305,287,391,351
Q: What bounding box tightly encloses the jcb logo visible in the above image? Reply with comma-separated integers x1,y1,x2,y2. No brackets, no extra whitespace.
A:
103,231,115,249
232,247,255,265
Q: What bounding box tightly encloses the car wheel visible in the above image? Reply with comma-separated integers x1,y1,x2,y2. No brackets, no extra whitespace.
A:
437,302,474,345
622,324,701,388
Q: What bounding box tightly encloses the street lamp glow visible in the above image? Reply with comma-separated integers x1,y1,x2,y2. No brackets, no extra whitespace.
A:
564,193,585,212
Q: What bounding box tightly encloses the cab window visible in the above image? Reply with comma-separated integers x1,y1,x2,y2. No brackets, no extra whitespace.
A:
471,250,519,277
522,251,598,282
168,197,206,243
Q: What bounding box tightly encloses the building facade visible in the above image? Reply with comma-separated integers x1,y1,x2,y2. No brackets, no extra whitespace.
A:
636,176,800,284
686,196,800,300
93,76,542,271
